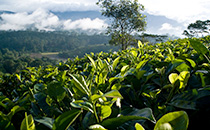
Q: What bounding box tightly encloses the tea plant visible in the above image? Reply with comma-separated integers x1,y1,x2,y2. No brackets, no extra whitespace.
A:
1,36,210,129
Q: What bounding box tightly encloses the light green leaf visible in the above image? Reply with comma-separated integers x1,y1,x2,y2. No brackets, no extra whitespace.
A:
121,65,129,76
101,105,112,120
52,109,82,130
138,41,143,48
89,124,107,130
112,57,120,70
70,100,94,113
179,71,190,89
103,90,123,99
70,74,90,96
87,55,97,70
169,73,179,84
20,113,36,130
136,60,148,70
186,58,196,68
135,123,145,130
154,111,189,130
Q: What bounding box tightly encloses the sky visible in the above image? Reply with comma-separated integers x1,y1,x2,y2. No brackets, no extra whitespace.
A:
0,0,210,36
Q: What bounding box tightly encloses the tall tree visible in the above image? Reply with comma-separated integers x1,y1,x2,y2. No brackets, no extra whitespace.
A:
97,0,146,50
183,20,210,38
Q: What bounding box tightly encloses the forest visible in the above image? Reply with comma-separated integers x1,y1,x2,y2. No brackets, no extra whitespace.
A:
0,30,169,74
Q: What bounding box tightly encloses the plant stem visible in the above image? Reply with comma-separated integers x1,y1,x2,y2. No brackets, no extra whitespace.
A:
93,104,100,123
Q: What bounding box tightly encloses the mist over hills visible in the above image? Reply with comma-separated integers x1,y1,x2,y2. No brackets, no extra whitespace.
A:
0,10,184,37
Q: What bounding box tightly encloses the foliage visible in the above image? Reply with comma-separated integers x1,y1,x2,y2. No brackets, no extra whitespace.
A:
183,20,210,38
1,36,210,129
0,31,111,53
0,48,57,73
97,0,146,50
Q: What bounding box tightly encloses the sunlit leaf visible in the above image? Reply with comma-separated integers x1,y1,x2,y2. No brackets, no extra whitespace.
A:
135,123,145,130
154,111,189,130
20,113,36,130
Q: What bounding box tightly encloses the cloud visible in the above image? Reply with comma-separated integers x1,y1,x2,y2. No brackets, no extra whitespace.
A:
63,18,107,30
158,23,184,37
0,0,99,12
0,8,60,31
141,0,210,23
0,8,107,31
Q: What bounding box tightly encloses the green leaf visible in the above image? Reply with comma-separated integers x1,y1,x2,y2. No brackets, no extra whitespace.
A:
87,55,97,70
70,100,94,113
20,113,36,130
190,39,209,55
190,39,210,62
112,57,120,70
169,73,179,84
154,111,189,130
89,124,107,130
170,89,210,110
103,90,123,99
70,74,90,96
35,117,54,129
101,115,152,129
7,105,25,120
136,60,148,70
100,105,112,120
122,108,156,123
138,41,143,48
52,109,82,130
136,70,146,80
135,123,145,130
47,81,66,102
179,71,190,89
121,65,129,76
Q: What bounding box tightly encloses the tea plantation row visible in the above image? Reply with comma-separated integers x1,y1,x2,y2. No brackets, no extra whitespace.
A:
1,36,210,130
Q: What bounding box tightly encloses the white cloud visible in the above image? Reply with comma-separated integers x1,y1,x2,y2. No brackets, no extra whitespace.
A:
0,8,107,31
0,8,60,31
158,23,184,37
63,18,107,30
0,0,99,12
141,0,210,23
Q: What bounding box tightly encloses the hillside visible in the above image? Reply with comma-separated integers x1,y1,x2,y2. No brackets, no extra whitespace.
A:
1,36,210,129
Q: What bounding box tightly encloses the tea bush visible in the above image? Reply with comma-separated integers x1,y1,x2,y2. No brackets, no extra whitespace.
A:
1,36,210,130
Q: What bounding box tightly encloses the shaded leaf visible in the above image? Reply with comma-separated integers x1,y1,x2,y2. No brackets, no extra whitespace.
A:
52,109,82,130
47,81,66,102
35,117,54,129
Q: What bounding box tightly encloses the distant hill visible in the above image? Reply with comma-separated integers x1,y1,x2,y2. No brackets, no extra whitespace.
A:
0,10,15,14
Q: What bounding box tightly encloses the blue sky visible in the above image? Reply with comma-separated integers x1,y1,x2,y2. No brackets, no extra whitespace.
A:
0,0,210,36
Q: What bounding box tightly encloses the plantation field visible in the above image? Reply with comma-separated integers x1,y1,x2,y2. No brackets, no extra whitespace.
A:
1,36,210,130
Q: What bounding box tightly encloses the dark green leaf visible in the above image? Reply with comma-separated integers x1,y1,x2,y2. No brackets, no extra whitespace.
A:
47,81,66,102
35,117,54,129
101,115,152,129
52,109,82,130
